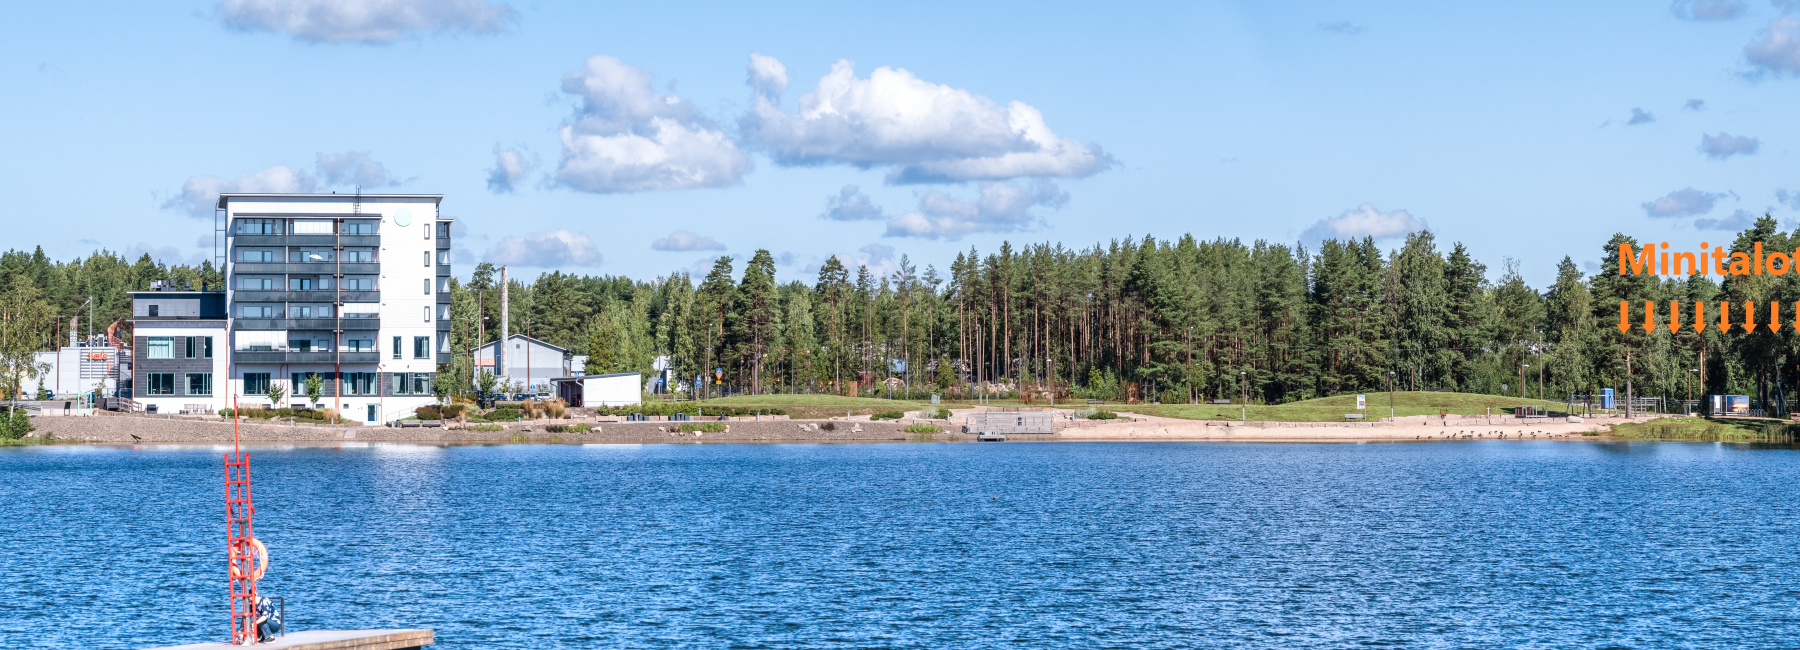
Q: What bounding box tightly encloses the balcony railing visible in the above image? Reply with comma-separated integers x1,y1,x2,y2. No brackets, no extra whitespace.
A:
231,351,380,364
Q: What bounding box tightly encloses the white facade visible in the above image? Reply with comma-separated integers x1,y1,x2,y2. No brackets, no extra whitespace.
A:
217,193,452,424
553,372,643,408
132,321,230,415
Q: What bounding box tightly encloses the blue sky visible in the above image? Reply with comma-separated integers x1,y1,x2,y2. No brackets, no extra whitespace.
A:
4,1,1800,287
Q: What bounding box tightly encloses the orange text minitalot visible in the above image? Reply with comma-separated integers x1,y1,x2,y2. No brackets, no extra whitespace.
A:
1620,241,1796,276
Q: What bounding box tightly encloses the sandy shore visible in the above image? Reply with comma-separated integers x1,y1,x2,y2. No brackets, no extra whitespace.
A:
19,408,1636,445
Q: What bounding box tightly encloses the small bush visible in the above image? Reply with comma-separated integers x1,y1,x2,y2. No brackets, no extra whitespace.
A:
819,421,836,431
218,408,235,418
468,424,505,432
415,406,442,421
871,410,905,420
928,407,952,419
678,422,727,433
488,406,521,421
1090,410,1118,420
0,407,33,440
546,423,591,433
317,408,340,424
440,404,468,420
546,400,567,419
276,408,296,418
904,423,942,434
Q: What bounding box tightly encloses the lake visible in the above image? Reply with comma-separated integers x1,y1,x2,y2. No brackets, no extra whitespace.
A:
2,441,1798,648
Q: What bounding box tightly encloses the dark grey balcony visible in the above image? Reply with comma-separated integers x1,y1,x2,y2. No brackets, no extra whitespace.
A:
231,351,380,364
234,318,382,331
232,234,380,248
436,318,452,332
436,238,451,250
233,290,381,303
436,264,451,277
233,262,381,275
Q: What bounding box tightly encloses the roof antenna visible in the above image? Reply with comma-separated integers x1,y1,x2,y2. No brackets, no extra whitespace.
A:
353,185,362,215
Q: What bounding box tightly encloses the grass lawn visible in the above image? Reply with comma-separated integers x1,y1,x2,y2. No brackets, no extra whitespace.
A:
1128,391,1575,422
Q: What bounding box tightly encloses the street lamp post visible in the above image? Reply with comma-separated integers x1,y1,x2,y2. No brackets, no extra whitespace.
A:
1689,368,1698,415
1521,364,1528,401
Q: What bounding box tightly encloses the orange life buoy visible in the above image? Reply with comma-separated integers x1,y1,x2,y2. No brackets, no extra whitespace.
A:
228,538,269,581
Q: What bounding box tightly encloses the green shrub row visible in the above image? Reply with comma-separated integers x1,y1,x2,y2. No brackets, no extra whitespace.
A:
677,422,728,433
598,404,785,417
546,424,592,433
871,410,905,420
904,423,942,434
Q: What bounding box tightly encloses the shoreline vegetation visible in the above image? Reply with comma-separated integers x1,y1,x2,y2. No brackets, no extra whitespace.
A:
11,222,1800,425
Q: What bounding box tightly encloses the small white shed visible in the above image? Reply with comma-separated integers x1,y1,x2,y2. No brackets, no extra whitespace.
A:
552,372,642,407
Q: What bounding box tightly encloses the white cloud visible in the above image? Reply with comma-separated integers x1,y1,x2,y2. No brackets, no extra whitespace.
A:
651,229,726,252
554,56,750,193
1699,132,1760,158
1627,108,1656,125
883,180,1068,240
1642,187,1728,217
163,165,317,218
1671,0,1746,20
1696,209,1757,230
741,57,1111,184
747,53,788,100
218,0,514,44
1299,204,1426,244
486,145,533,193
316,151,401,187
1746,17,1800,76
484,229,602,267
820,185,884,221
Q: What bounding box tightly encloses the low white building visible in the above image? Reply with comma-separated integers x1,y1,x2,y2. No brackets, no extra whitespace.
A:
551,372,642,408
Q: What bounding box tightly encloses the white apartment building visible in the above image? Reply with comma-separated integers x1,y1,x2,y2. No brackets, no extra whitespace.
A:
216,193,452,423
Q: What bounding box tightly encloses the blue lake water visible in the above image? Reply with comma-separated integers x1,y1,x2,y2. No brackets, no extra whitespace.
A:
3,441,1799,648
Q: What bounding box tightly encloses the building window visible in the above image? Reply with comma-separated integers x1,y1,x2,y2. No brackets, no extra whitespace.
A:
413,374,431,395
235,219,282,235
392,336,402,359
292,304,333,319
342,277,376,291
147,373,175,395
414,336,429,359
424,223,432,239
423,306,431,322
437,304,450,321
244,373,270,395
437,222,450,238
437,277,449,293
289,249,334,263
437,251,449,265
346,338,371,351
184,336,196,359
343,220,378,235
186,373,212,396
239,304,281,318
338,372,370,395
147,304,159,317
237,249,278,263
147,337,173,359
290,373,334,399
238,276,278,290
424,251,432,267
391,373,407,395
342,248,377,263
203,336,213,358
424,279,431,295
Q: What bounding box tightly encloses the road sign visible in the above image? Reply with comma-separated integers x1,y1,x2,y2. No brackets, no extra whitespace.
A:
1356,394,1366,410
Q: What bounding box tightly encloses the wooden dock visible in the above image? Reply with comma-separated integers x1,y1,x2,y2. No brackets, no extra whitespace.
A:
144,629,433,650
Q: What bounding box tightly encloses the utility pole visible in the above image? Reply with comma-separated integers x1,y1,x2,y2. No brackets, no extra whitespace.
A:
1239,370,1247,422
1689,368,1697,415
1521,364,1528,402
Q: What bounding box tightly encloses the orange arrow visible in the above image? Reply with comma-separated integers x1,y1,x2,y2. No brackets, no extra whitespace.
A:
1744,301,1758,333
1667,301,1682,334
1717,301,1732,333
1618,301,1632,334
1694,301,1707,334
1642,301,1658,333
1772,302,1783,333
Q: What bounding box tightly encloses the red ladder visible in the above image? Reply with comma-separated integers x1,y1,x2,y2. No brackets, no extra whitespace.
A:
225,397,259,644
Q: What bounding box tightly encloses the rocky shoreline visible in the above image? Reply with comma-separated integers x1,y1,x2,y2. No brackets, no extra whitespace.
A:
16,409,1636,445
